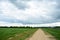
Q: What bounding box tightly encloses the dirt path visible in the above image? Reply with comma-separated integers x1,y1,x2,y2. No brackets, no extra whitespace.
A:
28,29,56,40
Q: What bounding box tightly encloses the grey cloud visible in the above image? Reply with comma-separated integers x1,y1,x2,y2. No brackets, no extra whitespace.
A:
9,0,42,10
53,12,60,19
0,13,32,24
0,9,3,14
47,11,60,23
56,4,60,10
20,0,31,1
46,0,60,23
0,0,9,1
10,0,29,10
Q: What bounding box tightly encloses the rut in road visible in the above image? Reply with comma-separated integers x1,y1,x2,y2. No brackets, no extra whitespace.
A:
28,29,56,40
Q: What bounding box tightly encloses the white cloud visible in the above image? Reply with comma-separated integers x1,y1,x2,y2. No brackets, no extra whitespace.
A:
0,0,58,24
0,21,60,27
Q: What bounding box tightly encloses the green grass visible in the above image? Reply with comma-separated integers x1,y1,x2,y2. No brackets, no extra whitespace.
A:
42,27,60,40
0,28,37,40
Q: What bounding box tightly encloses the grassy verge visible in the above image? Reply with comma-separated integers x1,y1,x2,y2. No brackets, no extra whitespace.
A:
42,27,60,40
0,27,38,40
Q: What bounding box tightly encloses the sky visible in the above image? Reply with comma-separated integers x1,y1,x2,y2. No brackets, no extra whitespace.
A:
0,0,60,26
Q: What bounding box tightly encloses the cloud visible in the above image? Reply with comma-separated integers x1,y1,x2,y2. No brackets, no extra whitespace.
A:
10,0,29,10
0,0,60,24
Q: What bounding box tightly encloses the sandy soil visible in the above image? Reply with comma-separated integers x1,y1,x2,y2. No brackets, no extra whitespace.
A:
28,29,56,40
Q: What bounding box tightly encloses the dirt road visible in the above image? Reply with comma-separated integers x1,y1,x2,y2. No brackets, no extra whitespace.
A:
28,29,56,40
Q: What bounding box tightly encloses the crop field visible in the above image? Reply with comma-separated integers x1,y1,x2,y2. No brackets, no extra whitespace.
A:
42,27,60,40
0,27,37,40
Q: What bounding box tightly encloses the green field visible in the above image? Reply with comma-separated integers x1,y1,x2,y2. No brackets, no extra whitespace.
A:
0,28,37,40
42,27,60,40
0,27,60,40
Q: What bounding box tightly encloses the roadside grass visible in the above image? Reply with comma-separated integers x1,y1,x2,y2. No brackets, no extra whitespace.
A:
0,27,38,40
42,27,60,40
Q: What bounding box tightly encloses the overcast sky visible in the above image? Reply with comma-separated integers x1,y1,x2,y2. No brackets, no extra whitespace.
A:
0,0,60,25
